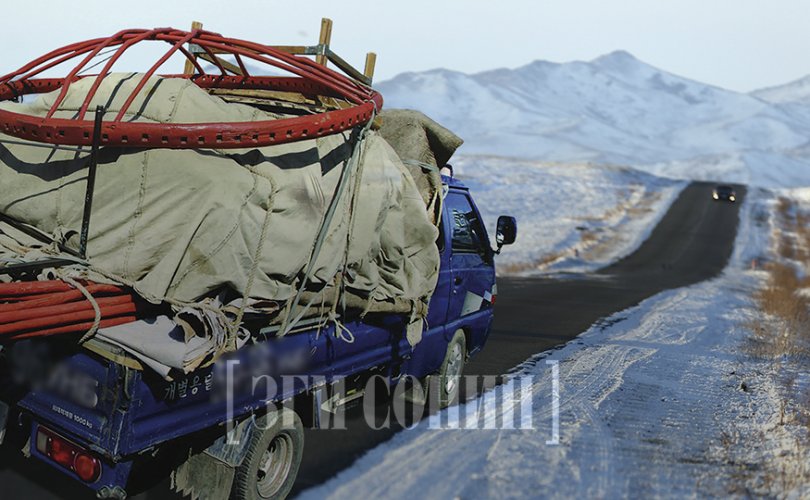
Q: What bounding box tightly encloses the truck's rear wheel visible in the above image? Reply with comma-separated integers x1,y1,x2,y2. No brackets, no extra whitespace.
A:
231,408,303,500
429,329,466,409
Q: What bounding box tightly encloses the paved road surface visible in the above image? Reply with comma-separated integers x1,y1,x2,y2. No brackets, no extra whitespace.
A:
0,182,745,499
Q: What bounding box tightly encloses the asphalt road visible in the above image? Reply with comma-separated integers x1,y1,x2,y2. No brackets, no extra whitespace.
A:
0,181,745,499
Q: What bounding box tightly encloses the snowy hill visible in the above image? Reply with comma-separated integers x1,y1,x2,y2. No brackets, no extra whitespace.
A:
753,75,810,105
377,52,810,188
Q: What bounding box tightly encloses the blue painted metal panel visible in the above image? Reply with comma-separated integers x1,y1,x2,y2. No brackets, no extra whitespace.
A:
18,352,120,453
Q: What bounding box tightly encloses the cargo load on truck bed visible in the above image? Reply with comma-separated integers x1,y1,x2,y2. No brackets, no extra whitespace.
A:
0,62,461,374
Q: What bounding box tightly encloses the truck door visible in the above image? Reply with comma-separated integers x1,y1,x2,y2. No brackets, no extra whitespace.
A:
445,190,496,351
426,212,452,328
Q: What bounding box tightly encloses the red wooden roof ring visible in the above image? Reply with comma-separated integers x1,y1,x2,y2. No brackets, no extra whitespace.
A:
0,28,383,149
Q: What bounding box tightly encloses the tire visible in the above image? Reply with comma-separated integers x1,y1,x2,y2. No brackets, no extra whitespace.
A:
230,408,304,500
428,329,466,409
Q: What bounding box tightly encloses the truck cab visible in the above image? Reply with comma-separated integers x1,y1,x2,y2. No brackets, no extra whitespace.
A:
0,175,516,499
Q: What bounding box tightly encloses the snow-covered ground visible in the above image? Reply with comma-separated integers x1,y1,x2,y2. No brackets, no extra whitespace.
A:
454,156,686,275
298,178,809,498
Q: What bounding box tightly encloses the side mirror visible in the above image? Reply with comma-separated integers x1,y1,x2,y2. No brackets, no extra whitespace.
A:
495,215,517,254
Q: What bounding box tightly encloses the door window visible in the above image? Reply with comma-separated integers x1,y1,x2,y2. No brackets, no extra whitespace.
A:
446,191,488,257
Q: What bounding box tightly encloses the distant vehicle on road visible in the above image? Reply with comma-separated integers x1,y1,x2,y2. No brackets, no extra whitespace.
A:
712,185,736,202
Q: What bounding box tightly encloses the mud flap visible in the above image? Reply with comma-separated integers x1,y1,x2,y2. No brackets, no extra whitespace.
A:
171,416,259,500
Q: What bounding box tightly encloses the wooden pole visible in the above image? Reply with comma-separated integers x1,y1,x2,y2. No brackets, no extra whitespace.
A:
316,18,333,67
183,21,204,75
364,52,377,82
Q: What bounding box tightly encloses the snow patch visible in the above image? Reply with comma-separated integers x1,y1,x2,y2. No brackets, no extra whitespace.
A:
454,156,686,275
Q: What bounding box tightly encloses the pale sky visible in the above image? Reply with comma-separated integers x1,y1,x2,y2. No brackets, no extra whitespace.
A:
1,0,807,92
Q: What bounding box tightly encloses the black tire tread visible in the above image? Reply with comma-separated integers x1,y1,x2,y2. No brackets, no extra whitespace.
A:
230,408,304,500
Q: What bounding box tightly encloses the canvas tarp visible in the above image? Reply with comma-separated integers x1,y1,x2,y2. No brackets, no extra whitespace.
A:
378,109,462,224
377,109,463,170
0,74,441,332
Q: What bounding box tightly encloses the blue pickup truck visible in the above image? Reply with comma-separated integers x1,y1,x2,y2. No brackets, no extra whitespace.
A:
0,175,516,500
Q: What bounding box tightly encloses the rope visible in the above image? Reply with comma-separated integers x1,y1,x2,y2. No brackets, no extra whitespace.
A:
57,272,102,343
76,48,119,76
282,292,321,336
229,166,277,347
314,282,328,341
329,311,355,344
280,109,376,337
76,262,232,339
337,118,372,319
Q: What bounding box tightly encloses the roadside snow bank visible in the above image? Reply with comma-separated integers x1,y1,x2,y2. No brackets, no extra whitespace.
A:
299,280,761,498
300,186,809,498
453,156,686,275
727,186,810,497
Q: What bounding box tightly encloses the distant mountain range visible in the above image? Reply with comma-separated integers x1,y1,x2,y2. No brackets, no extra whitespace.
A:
376,51,810,188
754,75,810,105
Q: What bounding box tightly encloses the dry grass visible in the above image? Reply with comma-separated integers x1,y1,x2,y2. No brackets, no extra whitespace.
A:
498,249,570,274
740,197,810,494
499,261,540,275
746,197,810,359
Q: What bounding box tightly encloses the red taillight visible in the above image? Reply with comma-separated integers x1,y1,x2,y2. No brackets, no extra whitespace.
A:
48,436,74,468
73,453,101,482
35,427,101,483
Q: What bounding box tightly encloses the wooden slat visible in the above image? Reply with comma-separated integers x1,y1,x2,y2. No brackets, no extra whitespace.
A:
208,88,319,106
327,49,372,86
268,45,316,55
182,18,376,88
208,89,352,113
205,47,259,55
317,95,354,110
316,18,333,66
198,53,243,76
364,52,377,82
184,21,204,75
216,95,328,114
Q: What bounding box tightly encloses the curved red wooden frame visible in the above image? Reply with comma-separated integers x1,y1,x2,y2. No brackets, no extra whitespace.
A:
0,28,383,149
